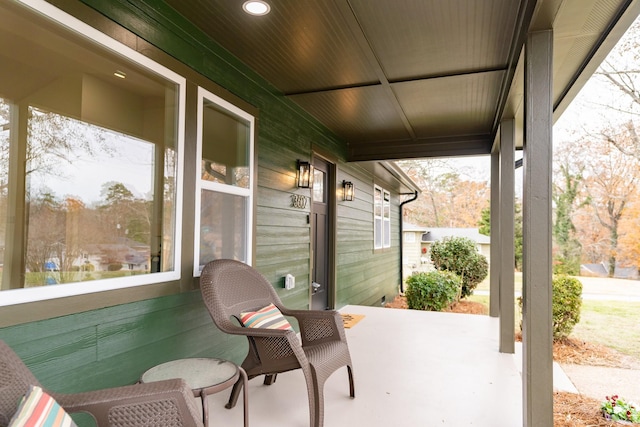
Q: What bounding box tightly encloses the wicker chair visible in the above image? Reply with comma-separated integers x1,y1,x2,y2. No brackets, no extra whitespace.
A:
200,259,355,427
0,340,203,427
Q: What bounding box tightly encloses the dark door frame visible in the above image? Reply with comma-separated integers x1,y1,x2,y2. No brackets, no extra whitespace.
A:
310,153,336,310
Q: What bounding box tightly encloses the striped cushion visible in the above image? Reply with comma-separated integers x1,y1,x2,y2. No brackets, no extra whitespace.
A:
9,385,77,427
240,303,293,330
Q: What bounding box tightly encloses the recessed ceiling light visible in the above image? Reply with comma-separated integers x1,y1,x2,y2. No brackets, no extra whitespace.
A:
114,70,126,79
243,1,270,16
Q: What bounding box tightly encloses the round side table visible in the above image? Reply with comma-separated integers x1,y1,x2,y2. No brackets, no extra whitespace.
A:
141,358,248,426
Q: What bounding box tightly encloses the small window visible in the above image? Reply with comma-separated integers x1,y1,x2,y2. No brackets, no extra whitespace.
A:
194,88,254,275
374,185,391,249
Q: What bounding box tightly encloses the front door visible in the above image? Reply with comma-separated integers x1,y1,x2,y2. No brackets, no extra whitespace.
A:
311,157,333,310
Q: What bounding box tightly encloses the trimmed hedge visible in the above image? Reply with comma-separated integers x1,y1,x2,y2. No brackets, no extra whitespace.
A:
429,237,488,298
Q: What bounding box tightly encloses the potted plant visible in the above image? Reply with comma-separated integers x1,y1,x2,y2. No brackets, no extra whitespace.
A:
601,395,640,424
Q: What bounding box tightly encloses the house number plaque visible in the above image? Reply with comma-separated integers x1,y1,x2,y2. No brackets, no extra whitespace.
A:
291,194,307,209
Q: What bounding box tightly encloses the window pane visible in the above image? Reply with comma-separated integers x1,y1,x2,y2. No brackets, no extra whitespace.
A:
374,218,382,249
23,108,172,286
0,101,9,289
374,188,382,217
384,220,391,248
0,2,180,294
313,168,325,202
201,100,250,188
199,190,247,266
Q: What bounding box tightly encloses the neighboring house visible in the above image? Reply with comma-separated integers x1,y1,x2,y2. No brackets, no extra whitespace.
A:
401,226,490,282
581,263,639,280
421,228,491,265
401,222,428,280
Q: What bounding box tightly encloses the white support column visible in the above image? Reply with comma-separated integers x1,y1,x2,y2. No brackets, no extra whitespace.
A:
489,148,500,318
523,29,554,427
499,119,515,353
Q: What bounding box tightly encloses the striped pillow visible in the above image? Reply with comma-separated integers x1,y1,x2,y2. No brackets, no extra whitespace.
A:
240,303,293,330
9,385,77,427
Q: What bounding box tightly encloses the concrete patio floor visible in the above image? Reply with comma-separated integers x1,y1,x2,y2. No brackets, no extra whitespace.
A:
205,305,523,426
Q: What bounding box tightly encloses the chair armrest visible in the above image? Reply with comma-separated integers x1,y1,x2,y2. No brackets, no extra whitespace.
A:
222,321,296,339
53,379,203,427
220,321,308,367
280,308,346,346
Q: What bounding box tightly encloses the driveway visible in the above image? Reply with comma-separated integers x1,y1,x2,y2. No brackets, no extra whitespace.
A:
476,274,640,301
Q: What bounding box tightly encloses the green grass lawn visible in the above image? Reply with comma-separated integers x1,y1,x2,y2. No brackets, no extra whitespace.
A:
466,294,640,360
571,300,640,359
475,272,522,292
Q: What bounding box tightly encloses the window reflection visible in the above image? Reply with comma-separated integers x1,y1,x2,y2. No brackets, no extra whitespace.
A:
313,169,325,202
23,107,159,287
199,191,247,265
201,100,250,188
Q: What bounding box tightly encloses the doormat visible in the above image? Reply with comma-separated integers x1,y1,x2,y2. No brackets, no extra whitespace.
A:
341,314,365,328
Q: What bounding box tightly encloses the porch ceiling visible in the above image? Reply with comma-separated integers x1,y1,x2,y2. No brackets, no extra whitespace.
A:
165,0,640,161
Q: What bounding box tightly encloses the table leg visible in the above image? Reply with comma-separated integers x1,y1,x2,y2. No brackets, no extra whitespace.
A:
200,389,208,426
239,367,249,427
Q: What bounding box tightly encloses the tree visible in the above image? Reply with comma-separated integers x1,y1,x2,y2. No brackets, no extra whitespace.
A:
514,203,523,271
477,202,523,271
478,205,490,236
593,17,640,160
552,146,585,275
24,190,64,285
617,195,640,268
96,182,152,254
581,137,640,276
398,159,490,228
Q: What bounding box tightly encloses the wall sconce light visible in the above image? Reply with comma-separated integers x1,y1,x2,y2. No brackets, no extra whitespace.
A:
343,180,355,201
297,160,314,188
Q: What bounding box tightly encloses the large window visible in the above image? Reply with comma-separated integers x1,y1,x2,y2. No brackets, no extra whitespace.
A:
0,0,185,306
374,185,391,249
194,88,254,275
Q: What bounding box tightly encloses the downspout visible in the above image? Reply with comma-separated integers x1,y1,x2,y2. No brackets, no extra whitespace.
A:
399,191,419,293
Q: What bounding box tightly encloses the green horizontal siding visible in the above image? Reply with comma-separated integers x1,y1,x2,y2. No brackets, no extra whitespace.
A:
0,291,246,392
335,171,402,309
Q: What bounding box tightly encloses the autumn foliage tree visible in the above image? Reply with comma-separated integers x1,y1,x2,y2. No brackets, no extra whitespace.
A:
551,17,640,275
582,137,640,276
398,158,490,228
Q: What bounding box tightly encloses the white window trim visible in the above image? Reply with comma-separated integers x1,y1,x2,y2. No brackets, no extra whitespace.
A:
1,0,186,307
383,189,391,248
374,185,391,250
193,87,255,276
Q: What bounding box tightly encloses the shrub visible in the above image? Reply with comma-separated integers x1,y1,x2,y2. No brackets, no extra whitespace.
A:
553,257,581,276
107,263,123,271
552,275,582,340
405,271,462,311
81,263,95,272
429,237,488,298
518,274,582,341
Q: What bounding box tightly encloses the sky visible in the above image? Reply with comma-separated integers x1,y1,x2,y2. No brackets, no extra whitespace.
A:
29,131,155,205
